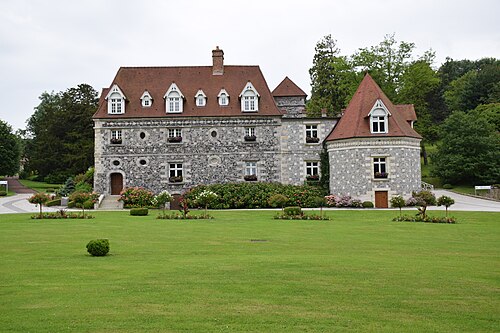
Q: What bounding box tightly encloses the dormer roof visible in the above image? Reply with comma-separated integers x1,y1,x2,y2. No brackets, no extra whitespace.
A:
326,74,422,141
272,76,307,97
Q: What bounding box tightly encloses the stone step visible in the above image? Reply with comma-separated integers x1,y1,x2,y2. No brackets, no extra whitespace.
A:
97,195,123,210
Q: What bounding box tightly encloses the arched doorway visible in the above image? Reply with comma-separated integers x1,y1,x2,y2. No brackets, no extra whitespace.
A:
110,173,123,195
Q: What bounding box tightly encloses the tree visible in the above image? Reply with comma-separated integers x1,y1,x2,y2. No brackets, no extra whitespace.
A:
432,111,500,184
268,194,289,212
470,103,500,132
28,193,51,218
154,190,173,217
24,84,98,182
195,190,218,217
69,191,98,218
412,191,437,219
352,34,415,100
390,195,406,217
437,195,455,217
307,35,357,117
0,120,21,176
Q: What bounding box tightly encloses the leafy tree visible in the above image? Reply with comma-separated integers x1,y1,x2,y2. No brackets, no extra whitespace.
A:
268,194,289,211
154,190,173,216
307,35,357,117
0,120,21,176
390,195,406,217
437,195,455,217
352,34,415,100
412,191,436,219
470,103,500,132
196,190,218,217
69,191,97,218
24,84,98,182
432,111,500,184
28,192,51,218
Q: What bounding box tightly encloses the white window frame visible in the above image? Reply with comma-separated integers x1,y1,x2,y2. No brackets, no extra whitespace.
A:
195,89,207,107
218,89,229,106
305,161,320,176
169,163,183,177
245,127,255,137
239,82,260,112
164,83,184,113
140,91,153,108
373,157,387,177
106,84,126,114
111,129,122,140
368,99,390,134
168,128,182,138
245,161,257,176
305,125,318,138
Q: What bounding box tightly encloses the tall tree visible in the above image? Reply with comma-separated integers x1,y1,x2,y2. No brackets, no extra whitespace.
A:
24,84,98,182
0,120,21,176
352,34,415,100
307,35,357,117
432,111,500,184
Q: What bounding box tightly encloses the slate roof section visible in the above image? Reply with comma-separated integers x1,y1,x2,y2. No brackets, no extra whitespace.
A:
93,65,282,119
272,76,307,97
326,74,422,141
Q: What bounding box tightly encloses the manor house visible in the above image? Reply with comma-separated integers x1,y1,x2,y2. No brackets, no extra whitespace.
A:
93,47,421,208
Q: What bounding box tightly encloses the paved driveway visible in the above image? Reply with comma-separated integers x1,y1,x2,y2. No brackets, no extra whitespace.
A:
0,194,61,215
428,190,500,212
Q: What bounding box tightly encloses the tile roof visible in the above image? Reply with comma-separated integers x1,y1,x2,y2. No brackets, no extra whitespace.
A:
272,76,307,97
326,74,422,141
93,65,282,119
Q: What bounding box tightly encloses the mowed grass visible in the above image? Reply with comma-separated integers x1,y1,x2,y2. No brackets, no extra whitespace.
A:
0,210,499,332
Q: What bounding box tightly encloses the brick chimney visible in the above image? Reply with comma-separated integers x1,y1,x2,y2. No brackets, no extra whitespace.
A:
212,46,224,75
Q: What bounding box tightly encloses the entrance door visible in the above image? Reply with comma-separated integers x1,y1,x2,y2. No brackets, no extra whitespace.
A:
110,173,123,195
375,191,388,208
170,194,182,210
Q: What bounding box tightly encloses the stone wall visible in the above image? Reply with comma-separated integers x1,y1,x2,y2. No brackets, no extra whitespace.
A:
327,137,421,202
274,96,306,118
280,118,337,185
94,117,282,194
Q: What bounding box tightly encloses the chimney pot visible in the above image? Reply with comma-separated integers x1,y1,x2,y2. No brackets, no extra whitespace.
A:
212,46,224,75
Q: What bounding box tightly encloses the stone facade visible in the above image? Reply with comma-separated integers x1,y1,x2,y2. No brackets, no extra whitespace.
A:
327,137,421,202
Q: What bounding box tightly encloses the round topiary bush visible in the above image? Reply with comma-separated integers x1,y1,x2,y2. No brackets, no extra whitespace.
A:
86,239,109,256
284,206,302,216
362,201,374,208
130,208,148,216
0,190,7,196
442,184,453,189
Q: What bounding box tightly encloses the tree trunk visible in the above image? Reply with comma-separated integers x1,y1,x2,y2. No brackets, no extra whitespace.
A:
422,145,428,166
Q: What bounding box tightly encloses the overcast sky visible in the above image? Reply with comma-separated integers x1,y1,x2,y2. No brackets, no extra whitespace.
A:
1,0,499,130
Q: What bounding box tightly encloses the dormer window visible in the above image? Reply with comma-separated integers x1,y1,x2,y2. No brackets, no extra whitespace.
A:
369,99,390,134
105,84,126,114
164,83,184,113
140,91,153,108
218,89,229,106
239,82,260,112
195,90,207,107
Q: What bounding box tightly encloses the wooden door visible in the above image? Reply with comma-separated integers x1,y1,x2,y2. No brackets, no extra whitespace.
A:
110,173,123,195
375,191,388,208
170,194,182,210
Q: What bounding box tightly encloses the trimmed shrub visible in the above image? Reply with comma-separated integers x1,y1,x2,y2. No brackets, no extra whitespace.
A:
130,208,149,216
268,194,289,209
184,182,325,209
0,190,7,196
284,206,302,216
86,239,110,256
362,201,374,208
325,195,363,208
46,198,61,207
442,184,453,189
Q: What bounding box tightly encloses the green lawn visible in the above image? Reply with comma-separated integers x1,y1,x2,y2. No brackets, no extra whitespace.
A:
0,210,498,332
18,179,62,193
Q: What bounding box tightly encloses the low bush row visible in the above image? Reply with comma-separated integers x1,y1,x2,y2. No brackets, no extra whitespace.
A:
393,215,457,224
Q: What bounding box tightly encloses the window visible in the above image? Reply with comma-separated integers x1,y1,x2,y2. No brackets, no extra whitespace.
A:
169,163,183,182
195,90,206,107
245,162,257,175
244,127,256,142
373,157,388,178
306,161,320,181
106,85,126,114
140,91,153,107
111,130,122,144
218,89,229,106
305,125,320,143
164,83,184,113
369,100,389,134
167,128,182,143
239,82,259,112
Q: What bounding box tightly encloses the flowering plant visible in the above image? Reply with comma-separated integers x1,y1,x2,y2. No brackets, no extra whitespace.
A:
119,187,155,208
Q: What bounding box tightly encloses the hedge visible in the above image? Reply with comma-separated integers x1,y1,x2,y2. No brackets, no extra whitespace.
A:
130,208,149,216
184,182,325,209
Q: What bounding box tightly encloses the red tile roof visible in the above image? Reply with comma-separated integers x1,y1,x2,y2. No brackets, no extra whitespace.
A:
326,74,422,141
93,65,282,119
395,104,417,122
272,76,307,97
